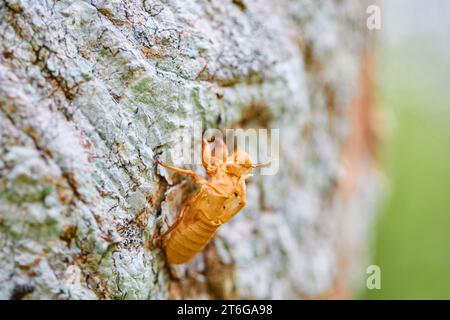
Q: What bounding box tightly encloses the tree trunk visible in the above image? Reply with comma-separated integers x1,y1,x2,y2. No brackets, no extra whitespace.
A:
0,0,380,299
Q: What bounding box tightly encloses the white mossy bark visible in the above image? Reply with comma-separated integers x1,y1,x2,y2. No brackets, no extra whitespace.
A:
0,0,380,299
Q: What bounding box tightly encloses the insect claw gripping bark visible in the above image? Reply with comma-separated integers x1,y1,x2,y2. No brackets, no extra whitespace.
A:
155,137,268,264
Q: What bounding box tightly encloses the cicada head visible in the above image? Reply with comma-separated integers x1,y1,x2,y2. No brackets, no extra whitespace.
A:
224,149,254,178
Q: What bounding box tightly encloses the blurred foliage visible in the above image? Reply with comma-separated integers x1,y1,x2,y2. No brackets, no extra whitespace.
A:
363,29,450,299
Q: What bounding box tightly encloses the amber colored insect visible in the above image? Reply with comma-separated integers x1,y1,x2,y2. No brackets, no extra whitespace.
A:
155,138,268,264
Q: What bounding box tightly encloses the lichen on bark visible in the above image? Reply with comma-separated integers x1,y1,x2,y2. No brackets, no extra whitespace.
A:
0,0,380,299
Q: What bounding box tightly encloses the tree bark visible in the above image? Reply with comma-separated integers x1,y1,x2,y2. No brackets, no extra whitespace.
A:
0,0,380,299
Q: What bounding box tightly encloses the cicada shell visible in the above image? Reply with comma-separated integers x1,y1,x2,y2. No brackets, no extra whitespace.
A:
156,137,268,264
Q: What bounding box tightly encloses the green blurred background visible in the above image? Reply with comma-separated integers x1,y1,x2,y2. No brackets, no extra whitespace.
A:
363,0,450,299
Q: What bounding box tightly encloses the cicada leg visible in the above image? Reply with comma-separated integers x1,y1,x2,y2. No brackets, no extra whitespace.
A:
202,136,229,175
202,138,213,168
156,158,197,177
156,158,207,185
202,138,219,176
154,199,191,241
212,136,227,163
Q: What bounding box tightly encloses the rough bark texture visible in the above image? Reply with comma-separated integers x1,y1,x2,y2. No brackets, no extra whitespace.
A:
0,0,380,299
